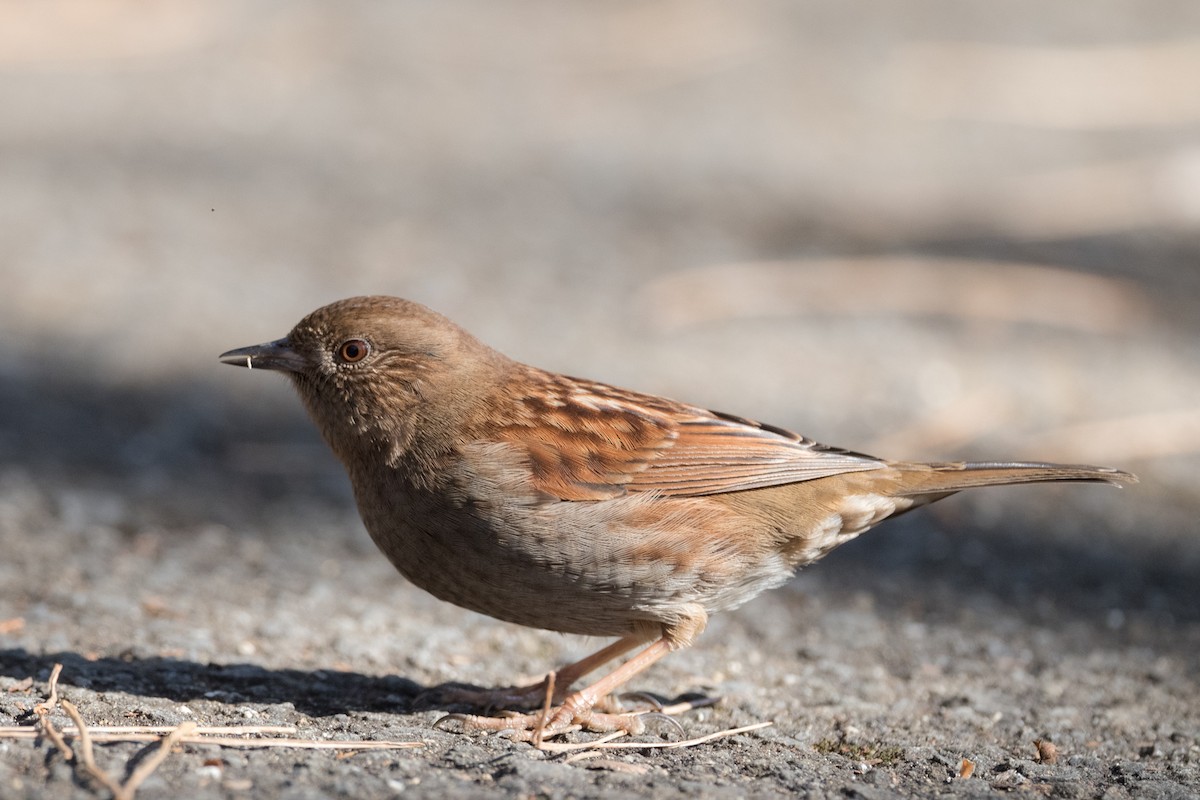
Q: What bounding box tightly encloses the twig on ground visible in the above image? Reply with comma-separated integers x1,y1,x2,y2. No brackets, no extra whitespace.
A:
32,663,73,761
14,663,424,799
34,662,63,712
531,670,557,749
0,724,424,750
61,698,129,800
184,737,423,751
0,725,297,737
538,721,773,753
120,722,196,798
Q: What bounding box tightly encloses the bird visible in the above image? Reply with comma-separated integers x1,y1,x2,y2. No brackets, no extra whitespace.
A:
219,295,1135,741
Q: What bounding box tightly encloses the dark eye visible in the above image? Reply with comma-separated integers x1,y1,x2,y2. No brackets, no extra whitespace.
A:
337,339,371,364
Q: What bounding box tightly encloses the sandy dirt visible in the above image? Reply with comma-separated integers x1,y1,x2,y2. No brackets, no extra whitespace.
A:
2,2,1198,798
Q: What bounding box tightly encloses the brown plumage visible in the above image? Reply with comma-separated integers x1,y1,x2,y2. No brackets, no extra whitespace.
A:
220,295,1134,740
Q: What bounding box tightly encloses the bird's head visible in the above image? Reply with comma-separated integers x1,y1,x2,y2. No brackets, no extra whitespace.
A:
220,295,503,465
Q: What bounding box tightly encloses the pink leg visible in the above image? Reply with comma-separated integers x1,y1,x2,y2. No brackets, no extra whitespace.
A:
435,610,711,741
548,637,674,729
437,635,682,739
432,633,647,710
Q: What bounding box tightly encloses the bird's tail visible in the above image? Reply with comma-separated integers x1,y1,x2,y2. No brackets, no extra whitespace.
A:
893,461,1137,496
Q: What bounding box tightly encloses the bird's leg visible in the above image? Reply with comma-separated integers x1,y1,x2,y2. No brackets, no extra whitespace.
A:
437,636,678,739
433,634,647,711
436,612,709,741
540,635,675,732
551,634,648,699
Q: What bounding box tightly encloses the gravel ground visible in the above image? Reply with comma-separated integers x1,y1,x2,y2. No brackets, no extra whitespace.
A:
2,2,1199,798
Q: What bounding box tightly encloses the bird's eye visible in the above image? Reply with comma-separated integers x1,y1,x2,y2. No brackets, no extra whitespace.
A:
337,339,371,364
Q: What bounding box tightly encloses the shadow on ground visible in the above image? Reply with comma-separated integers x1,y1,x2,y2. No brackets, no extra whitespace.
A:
0,649,421,718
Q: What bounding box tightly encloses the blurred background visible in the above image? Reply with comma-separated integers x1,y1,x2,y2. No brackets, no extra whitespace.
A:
1,0,1197,686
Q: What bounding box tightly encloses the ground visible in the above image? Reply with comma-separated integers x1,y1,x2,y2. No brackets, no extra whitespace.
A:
1,2,1198,798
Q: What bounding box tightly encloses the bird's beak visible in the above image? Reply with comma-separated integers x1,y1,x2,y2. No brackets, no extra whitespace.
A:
219,338,309,372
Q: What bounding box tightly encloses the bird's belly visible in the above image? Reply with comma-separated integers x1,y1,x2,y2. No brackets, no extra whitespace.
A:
354,496,641,636
354,488,790,637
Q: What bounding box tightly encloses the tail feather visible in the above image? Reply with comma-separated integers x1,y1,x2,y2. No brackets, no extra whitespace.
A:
897,461,1137,495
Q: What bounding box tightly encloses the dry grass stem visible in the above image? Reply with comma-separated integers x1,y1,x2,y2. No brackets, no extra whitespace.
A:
13,663,424,799
32,663,73,761
538,721,772,753
32,706,74,760
189,737,423,751
541,731,626,752
0,725,297,737
0,725,424,750
61,698,129,800
117,722,196,798
34,662,63,712
531,670,557,749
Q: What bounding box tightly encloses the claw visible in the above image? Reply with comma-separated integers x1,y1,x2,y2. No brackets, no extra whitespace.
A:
432,713,471,732
619,691,664,711
660,693,719,716
676,691,718,706
633,711,686,738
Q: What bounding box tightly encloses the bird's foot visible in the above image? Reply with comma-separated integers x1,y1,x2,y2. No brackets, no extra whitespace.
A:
433,691,717,745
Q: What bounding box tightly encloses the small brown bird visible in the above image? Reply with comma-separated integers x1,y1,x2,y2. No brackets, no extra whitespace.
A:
220,296,1134,739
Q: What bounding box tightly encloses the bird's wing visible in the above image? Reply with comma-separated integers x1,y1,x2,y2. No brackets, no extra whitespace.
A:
489,371,887,502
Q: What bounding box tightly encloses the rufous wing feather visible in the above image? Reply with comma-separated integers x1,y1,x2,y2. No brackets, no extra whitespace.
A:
492,370,887,502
